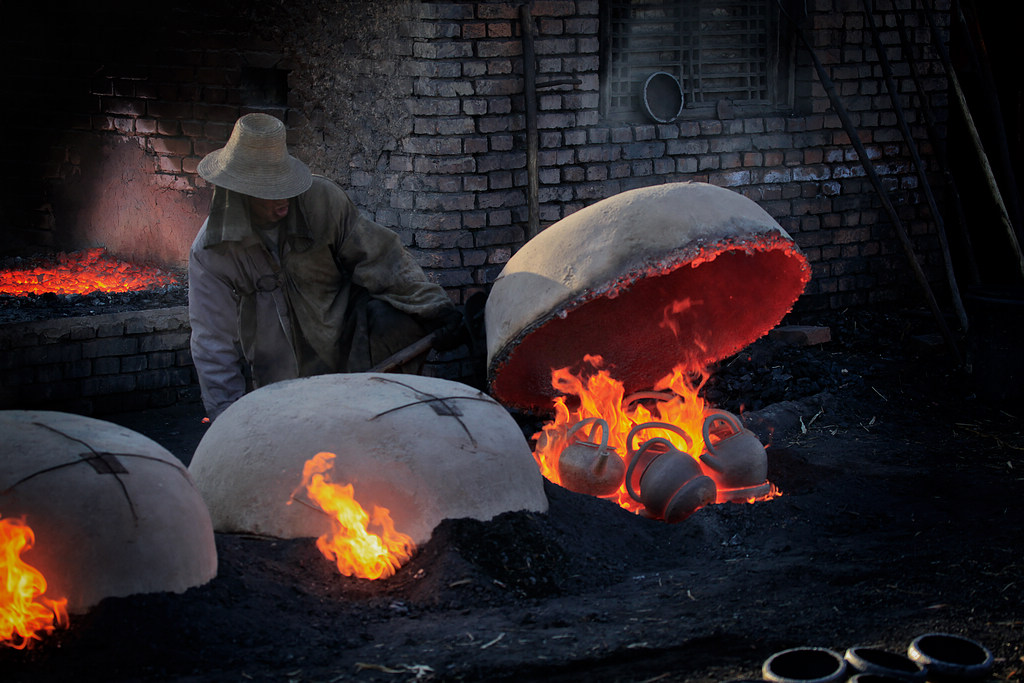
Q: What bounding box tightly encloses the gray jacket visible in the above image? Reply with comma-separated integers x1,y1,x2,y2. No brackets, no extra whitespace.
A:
188,176,453,419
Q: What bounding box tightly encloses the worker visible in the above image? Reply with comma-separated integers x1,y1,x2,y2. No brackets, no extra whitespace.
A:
188,113,462,421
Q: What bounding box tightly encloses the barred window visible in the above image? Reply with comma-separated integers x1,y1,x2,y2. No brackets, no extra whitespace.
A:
600,0,796,122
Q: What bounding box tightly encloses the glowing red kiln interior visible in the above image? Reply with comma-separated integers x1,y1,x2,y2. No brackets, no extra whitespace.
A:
485,183,811,413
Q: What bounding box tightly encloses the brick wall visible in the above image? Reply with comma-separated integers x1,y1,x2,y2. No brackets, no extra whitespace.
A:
1,0,958,407
1,3,297,266
3,0,954,304
0,308,199,416
379,0,953,316
286,0,953,317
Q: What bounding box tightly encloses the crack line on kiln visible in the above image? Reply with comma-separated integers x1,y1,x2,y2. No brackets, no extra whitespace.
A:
367,376,490,447
0,422,148,523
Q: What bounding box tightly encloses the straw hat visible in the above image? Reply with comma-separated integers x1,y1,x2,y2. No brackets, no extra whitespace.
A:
197,113,312,200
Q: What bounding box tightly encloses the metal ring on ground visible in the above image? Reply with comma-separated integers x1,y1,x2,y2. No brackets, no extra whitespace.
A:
907,633,993,681
844,646,926,681
763,647,848,683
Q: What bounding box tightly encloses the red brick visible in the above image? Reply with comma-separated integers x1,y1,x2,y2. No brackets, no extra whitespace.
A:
488,22,513,38
463,23,486,39
477,3,518,20
156,156,182,173
150,137,192,156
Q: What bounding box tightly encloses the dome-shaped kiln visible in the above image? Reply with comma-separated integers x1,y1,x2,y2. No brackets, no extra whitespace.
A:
486,182,811,413
188,373,548,547
0,410,217,614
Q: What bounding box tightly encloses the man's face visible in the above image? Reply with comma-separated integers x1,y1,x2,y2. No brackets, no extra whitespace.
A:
248,196,290,226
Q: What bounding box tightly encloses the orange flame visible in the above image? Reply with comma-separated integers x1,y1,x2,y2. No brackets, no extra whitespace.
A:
1,516,69,649
293,452,415,581
533,356,713,513
0,248,178,297
532,290,781,514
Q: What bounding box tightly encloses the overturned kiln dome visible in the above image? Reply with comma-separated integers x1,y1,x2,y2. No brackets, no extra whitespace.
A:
0,411,217,614
486,182,811,413
188,373,548,547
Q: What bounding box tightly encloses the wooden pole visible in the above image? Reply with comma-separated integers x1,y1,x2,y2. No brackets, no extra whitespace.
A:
520,3,541,241
956,0,1024,234
786,9,963,365
895,0,979,286
921,0,1024,280
369,331,439,374
863,0,968,332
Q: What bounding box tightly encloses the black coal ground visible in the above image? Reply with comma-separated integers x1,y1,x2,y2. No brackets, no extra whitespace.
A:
0,285,189,327
3,307,1023,682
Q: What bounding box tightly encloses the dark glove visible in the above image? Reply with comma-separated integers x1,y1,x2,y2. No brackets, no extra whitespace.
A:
428,307,468,352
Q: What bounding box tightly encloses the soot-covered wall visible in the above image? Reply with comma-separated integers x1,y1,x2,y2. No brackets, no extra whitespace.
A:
1,0,966,323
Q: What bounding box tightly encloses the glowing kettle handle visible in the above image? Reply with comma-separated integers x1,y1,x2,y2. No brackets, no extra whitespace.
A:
702,410,743,456
625,421,693,459
625,436,675,503
566,417,609,453
624,421,694,503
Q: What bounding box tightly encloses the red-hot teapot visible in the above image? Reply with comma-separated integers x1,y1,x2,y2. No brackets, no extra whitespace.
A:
557,417,625,498
700,410,768,491
625,421,716,523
